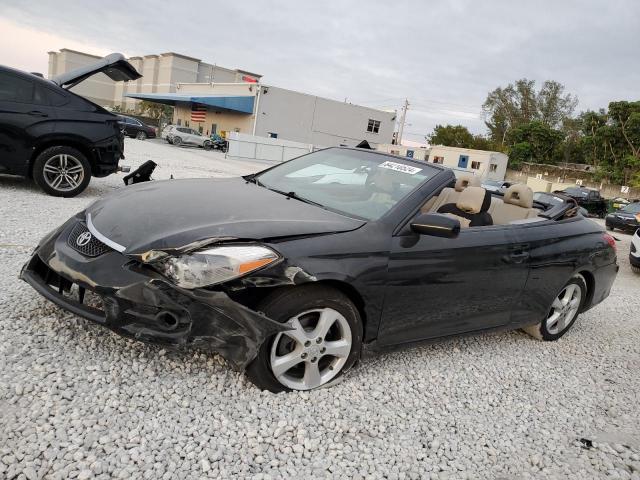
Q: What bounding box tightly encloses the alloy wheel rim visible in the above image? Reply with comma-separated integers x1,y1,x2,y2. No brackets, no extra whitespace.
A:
270,308,352,390
546,283,582,335
43,154,84,192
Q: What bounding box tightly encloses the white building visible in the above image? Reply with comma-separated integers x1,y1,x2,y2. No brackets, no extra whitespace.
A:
377,144,508,181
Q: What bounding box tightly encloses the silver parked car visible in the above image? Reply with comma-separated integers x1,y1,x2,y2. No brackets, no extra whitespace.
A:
162,125,212,149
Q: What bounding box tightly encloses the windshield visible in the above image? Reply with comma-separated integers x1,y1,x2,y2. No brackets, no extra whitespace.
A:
533,192,564,206
255,148,438,220
621,202,640,213
563,187,589,198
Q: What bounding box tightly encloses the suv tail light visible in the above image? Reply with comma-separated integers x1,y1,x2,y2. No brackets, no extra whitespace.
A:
603,233,616,252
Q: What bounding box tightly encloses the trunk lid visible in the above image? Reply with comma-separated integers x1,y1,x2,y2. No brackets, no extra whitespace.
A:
52,53,142,89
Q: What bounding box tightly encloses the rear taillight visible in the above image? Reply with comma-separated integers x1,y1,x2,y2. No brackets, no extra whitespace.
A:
603,233,616,252
635,213,640,223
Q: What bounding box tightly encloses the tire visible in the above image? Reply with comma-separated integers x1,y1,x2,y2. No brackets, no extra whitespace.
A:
245,285,363,393
606,224,614,231
136,131,147,140
522,274,587,341
32,146,91,197
173,136,182,146
203,141,212,151
632,265,640,274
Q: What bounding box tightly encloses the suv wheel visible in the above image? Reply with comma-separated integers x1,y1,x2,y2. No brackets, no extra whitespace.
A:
203,140,212,150
33,146,91,197
136,131,147,140
173,136,182,146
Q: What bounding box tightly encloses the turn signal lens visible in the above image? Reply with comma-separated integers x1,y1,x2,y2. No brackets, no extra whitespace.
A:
603,233,616,252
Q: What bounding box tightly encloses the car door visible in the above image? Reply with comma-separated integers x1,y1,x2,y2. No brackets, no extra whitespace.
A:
0,71,56,175
378,223,530,346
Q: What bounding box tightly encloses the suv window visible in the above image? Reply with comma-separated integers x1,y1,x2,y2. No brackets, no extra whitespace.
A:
41,87,68,106
0,72,34,103
178,127,190,133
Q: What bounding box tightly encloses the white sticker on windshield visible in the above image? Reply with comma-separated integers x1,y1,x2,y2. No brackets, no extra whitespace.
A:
378,161,422,175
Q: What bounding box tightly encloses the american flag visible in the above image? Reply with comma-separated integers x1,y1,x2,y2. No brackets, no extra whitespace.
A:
191,103,207,122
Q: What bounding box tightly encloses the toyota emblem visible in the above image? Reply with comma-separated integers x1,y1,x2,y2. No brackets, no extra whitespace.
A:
76,231,92,247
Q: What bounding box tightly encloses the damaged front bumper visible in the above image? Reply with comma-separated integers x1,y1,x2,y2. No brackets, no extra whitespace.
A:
20,218,290,369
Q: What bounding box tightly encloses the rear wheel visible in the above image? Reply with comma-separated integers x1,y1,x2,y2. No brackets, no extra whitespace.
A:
32,146,91,197
246,286,362,392
203,140,212,150
136,131,147,140
522,275,586,341
173,136,182,146
632,266,640,274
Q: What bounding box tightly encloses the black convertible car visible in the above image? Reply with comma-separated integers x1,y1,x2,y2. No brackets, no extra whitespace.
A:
21,148,618,391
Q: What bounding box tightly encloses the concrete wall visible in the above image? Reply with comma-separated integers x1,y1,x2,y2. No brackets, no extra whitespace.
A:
254,86,395,147
426,146,508,181
227,132,313,162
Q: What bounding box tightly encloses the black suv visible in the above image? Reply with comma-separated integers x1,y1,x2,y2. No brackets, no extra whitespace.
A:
0,54,141,197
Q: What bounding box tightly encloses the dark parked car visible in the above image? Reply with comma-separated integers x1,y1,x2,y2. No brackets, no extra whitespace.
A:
606,201,640,232
558,186,608,218
117,115,156,140
0,53,141,197
21,148,618,392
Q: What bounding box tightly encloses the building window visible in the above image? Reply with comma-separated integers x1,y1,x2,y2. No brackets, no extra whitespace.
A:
471,161,481,170
211,123,217,134
406,150,414,158
185,120,190,127
433,156,444,165
268,132,278,138
367,119,381,134
458,155,469,168
176,118,182,126
489,164,497,172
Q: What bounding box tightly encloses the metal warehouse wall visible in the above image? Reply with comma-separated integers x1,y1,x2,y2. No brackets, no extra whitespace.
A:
254,86,395,147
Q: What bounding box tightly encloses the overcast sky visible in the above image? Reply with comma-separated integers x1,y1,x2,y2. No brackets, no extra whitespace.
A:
1,1,638,143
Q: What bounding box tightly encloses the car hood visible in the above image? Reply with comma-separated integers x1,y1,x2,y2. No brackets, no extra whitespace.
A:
52,53,142,89
85,178,365,255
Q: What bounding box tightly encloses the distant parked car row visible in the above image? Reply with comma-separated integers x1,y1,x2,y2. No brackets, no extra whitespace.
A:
161,125,228,152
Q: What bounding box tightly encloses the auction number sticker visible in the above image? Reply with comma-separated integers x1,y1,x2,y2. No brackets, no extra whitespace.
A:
378,161,422,175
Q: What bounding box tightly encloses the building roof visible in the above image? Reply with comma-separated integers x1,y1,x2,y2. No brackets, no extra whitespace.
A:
125,92,255,114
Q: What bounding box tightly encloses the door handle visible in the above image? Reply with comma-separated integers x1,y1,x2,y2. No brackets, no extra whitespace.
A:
27,110,48,117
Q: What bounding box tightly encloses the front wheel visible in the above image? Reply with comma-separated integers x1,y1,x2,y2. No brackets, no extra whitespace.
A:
136,131,147,140
522,274,586,341
246,286,362,392
173,136,182,146
32,146,91,197
203,141,212,150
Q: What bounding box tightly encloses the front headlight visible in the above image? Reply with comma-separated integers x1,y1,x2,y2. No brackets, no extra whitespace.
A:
154,245,280,289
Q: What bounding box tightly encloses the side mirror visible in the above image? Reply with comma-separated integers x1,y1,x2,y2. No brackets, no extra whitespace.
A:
410,213,460,238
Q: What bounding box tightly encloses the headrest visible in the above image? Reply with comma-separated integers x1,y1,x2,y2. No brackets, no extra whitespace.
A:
503,184,533,208
456,186,491,214
454,174,481,192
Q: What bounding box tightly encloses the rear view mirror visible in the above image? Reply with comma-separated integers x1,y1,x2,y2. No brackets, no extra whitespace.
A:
410,213,460,238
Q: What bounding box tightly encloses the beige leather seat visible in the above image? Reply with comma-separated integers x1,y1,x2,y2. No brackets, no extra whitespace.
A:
422,174,481,213
491,184,539,224
439,186,492,228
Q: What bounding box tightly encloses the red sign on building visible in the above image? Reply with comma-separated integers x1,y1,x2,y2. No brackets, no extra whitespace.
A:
242,75,258,83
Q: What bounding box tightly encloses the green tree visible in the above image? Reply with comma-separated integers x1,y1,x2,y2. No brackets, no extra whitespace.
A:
482,78,577,147
507,120,564,167
138,100,173,126
426,124,497,150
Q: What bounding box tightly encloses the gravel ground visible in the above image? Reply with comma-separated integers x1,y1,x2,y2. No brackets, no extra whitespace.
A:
1,138,639,480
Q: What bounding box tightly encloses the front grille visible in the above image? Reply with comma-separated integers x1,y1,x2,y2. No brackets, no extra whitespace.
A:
67,222,111,257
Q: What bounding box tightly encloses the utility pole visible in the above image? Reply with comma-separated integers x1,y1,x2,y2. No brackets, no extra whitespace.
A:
397,99,409,146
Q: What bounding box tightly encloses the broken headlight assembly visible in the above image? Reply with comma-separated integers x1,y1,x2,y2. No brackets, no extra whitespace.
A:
153,245,280,289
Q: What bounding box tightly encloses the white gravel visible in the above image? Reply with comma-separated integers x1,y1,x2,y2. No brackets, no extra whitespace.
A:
1,138,639,479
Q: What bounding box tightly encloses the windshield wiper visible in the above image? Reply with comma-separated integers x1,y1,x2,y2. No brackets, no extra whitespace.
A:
266,187,325,208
